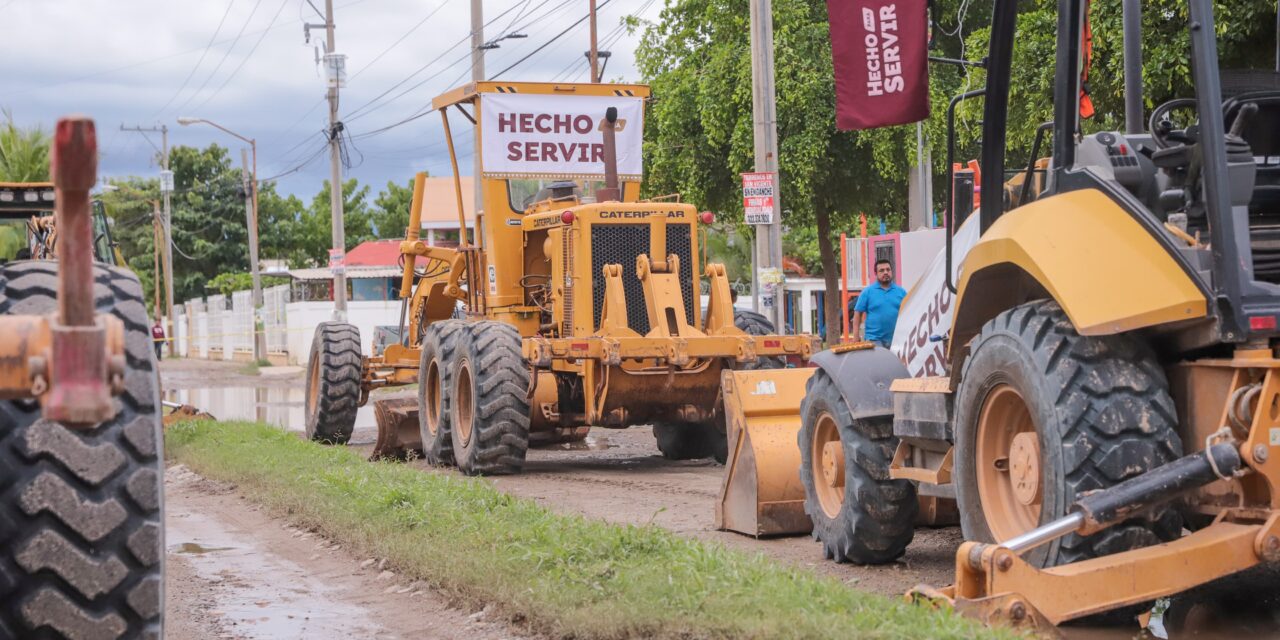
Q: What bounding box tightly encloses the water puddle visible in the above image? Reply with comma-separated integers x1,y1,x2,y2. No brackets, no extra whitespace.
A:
167,503,389,638
554,436,615,451
162,386,376,434
174,542,234,555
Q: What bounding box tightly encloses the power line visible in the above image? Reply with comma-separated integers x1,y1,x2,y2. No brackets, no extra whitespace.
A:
349,0,451,82
152,0,238,117
490,0,613,80
12,0,370,98
174,0,266,113
189,0,291,112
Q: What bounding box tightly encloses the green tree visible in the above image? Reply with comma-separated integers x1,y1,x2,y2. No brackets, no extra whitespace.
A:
310,178,374,253
0,109,50,182
103,144,257,305
371,178,416,239
637,0,912,342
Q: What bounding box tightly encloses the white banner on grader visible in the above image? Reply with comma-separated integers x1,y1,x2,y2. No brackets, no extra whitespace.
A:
480,93,645,179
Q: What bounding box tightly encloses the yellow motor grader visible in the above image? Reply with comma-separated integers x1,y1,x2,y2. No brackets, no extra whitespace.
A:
720,0,1280,630
305,81,818,474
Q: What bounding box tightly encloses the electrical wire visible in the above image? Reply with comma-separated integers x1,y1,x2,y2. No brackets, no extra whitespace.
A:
174,0,267,113
152,0,239,117
349,0,452,81
188,0,292,113
490,0,613,80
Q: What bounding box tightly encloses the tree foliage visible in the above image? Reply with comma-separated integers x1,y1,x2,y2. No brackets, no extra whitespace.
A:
637,0,1276,342
0,109,50,183
102,143,412,306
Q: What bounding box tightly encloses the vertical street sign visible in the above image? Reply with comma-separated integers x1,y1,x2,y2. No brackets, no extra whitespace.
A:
742,172,776,225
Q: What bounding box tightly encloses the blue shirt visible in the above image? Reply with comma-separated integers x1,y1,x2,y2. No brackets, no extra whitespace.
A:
854,282,907,344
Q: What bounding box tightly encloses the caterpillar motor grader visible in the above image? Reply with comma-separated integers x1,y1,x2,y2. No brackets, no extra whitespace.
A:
305,81,818,474
719,0,1280,629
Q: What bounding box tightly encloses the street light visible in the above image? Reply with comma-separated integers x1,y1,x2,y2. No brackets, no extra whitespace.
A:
178,116,266,361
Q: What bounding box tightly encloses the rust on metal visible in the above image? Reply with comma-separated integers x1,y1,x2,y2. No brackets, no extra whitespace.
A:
370,396,423,460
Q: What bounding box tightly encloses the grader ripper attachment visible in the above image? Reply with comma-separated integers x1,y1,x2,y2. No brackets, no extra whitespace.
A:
719,0,1280,631
304,81,818,474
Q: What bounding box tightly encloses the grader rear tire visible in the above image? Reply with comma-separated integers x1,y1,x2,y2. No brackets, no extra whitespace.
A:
417,320,467,466
953,301,1183,569
0,261,164,639
450,321,531,476
653,423,718,461
305,322,362,444
798,369,917,564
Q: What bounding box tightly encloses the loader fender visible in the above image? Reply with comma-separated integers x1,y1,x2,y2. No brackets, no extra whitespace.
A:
950,189,1208,358
809,346,910,422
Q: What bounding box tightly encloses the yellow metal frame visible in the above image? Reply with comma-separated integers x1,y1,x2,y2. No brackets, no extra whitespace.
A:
919,351,1280,628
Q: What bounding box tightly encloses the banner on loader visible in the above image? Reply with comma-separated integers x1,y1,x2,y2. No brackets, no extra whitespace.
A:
480,93,645,179
827,0,929,131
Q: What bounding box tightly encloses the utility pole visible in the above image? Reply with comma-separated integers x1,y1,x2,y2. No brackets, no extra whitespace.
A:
471,0,485,224
312,0,348,319
748,0,786,332
241,148,266,360
120,124,175,355
588,0,600,83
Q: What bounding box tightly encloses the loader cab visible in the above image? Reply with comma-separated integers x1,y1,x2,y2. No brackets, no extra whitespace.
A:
0,182,120,265
961,0,1280,349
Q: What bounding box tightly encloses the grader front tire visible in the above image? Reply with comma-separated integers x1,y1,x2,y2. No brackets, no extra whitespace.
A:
0,261,165,639
450,322,531,476
418,320,467,466
305,322,362,445
798,369,917,564
952,300,1183,569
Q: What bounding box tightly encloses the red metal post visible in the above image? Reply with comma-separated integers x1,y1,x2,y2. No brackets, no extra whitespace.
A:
45,117,116,426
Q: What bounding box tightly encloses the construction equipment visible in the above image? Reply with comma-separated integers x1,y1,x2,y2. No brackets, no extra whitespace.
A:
721,0,1280,629
304,81,819,473
0,118,164,637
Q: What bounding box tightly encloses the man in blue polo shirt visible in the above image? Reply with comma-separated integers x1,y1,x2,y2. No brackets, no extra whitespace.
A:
853,259,906,348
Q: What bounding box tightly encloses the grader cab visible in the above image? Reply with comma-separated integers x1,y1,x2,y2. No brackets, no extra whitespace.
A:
305,81,818,474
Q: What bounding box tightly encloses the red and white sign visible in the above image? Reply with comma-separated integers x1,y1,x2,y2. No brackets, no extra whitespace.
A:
329,249,345,275
742,172,776,225
480,93,644,179
828,0,929,130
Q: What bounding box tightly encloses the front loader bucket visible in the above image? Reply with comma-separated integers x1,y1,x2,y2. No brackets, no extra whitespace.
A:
716,368,815,536
371,396,422,460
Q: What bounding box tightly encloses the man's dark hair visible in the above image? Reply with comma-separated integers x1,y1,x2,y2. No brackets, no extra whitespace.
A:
875,258,892,270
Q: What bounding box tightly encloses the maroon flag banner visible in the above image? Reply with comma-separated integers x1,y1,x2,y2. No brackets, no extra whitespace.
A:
828,0,930,131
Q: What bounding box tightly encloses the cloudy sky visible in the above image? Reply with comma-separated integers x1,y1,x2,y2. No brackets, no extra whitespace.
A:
2,0,661,198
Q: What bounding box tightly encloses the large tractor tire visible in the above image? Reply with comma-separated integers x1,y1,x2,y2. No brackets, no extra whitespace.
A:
953,300,1183,569
305,322,362,444
0,261,164,639
449,321,531,475
657,310,787,464
798,369,917,564
417,320,467,466
734,309,785,370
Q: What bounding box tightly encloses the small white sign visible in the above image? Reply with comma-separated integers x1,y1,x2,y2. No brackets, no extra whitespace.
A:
488,265,498,294
329,249,345,276
159,170,174,193
751,380,778,396
742,172,776,225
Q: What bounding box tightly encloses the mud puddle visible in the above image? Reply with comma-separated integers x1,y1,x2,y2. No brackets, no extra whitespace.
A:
163,386,377,441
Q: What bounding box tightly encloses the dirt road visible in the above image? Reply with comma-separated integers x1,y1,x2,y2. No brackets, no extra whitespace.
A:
164,463,527,639
161,359,957,597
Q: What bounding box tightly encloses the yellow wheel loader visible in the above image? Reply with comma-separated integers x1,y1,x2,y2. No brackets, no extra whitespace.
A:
720,0,1280,629
304,81,818,475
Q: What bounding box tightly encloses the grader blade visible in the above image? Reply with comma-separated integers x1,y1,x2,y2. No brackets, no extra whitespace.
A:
371,396,422,460
716,368,815,536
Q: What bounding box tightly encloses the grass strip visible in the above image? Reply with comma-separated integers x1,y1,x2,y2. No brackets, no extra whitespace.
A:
167,420,1017,640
